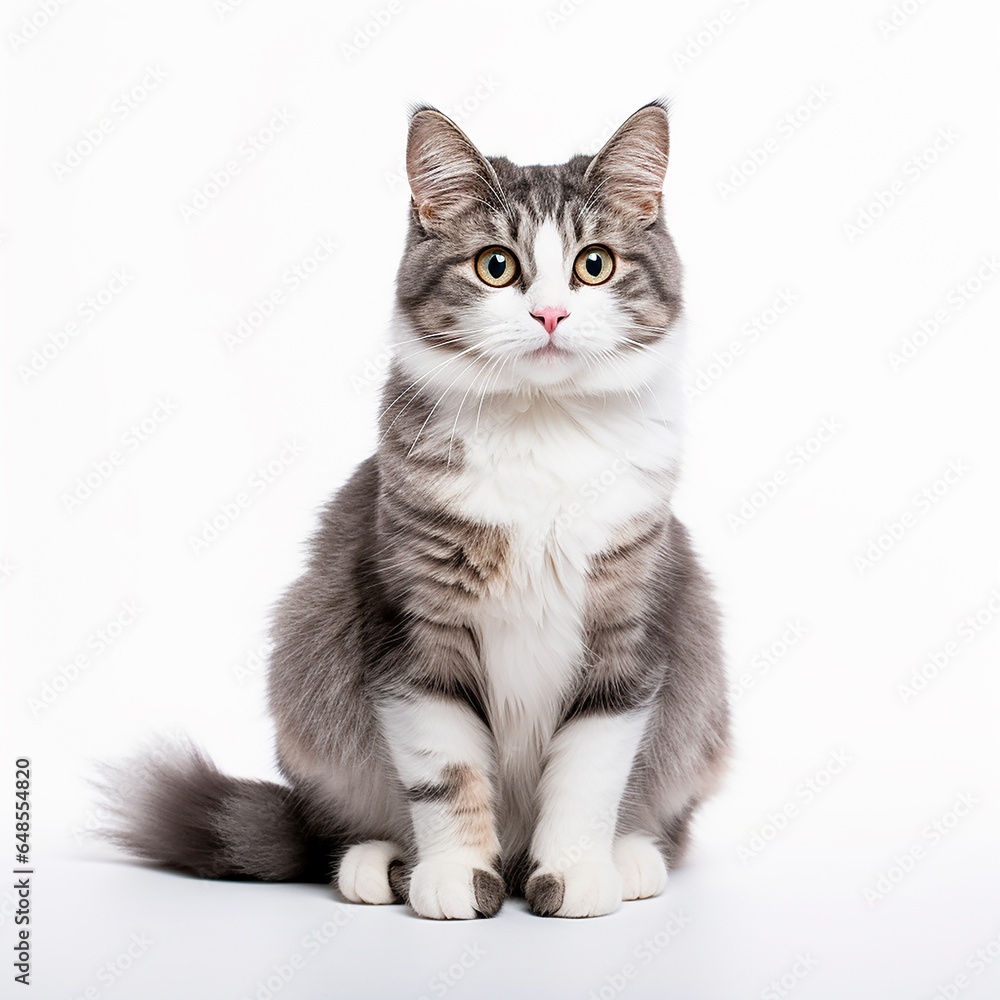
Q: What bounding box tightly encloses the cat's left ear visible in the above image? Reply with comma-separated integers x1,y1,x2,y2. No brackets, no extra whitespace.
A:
584,101,671,228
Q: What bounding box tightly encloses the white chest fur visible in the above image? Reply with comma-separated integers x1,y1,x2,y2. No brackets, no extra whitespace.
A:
443,392,679,847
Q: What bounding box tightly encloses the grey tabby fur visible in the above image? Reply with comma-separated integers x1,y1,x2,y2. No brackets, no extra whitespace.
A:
98,100,730,919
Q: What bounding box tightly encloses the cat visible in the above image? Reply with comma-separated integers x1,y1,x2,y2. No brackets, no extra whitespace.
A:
99,100,730,919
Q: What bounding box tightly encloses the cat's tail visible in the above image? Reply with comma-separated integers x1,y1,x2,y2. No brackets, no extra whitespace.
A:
94,738,332,882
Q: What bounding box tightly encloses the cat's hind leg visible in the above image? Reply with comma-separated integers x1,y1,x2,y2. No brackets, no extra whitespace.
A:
336,840,405,905
659,799,698,868
613,832,668,900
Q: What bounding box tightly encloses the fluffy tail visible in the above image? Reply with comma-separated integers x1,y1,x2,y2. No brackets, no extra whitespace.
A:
95,740,333,882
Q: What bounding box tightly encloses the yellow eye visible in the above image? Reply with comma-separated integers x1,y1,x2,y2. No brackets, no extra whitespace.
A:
574,245,615,285
475,246,520,288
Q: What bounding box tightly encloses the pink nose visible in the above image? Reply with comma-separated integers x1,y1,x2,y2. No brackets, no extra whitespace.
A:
531,306,569,335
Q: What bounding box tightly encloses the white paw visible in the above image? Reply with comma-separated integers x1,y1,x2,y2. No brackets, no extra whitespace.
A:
408,860,500,920
560,860,623,916
528,859,623,918
336,840,401,904
614,833,668,900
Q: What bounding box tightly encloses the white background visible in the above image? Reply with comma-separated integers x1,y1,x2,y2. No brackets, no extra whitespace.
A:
2,0,998,998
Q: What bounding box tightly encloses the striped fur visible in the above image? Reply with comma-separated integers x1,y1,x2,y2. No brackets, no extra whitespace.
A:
99,102,729,920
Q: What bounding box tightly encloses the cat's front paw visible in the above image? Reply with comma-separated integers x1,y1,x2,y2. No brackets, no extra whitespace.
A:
526,859,623,918
408,860,505,920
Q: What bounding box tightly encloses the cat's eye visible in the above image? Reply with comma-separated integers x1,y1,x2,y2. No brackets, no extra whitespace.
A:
574,245,615,286
475,246,520,288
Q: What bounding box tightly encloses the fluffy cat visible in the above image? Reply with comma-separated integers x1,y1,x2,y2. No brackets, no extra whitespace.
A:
99,101,730,919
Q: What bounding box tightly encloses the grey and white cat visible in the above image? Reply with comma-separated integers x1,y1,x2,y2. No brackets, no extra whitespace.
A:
101,101,730,919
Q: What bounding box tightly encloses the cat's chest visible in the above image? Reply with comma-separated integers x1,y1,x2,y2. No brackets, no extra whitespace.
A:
442,399,675,802
450,400,672,565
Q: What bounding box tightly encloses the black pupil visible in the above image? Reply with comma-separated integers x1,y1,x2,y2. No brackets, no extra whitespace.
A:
586,252,603,276
487,253,507,279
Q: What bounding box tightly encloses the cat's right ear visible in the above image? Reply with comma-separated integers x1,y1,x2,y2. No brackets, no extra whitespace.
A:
406,107,498,232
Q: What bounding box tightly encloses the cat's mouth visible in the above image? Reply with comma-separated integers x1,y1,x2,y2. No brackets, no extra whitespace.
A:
529,341,574,361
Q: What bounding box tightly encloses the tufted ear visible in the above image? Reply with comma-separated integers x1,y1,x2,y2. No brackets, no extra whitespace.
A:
405,107,502,232
583,102,671,227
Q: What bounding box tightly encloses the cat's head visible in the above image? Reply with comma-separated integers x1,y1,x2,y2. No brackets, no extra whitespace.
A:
393,102,682,400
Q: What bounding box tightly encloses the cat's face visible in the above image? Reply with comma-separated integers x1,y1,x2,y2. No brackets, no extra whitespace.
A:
393,103,683,400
